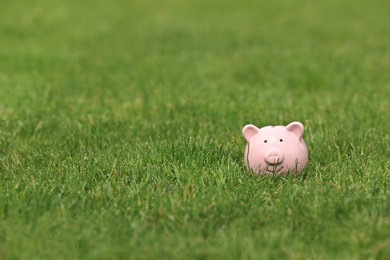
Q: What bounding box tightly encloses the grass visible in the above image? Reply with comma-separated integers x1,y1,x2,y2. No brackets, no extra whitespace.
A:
0,0,389,259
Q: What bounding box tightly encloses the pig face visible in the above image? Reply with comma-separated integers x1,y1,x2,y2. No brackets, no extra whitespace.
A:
242,122,308,175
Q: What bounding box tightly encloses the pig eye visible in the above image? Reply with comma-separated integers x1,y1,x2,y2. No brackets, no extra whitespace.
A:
264,140,267,143
280,139,283,142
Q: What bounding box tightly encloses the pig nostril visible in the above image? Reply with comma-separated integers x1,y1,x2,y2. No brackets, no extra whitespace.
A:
267,153,278,161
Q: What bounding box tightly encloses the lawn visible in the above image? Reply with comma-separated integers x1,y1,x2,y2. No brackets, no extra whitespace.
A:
0,0,389,259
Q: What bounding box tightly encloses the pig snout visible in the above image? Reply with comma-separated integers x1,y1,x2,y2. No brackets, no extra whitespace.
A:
265,149,284,164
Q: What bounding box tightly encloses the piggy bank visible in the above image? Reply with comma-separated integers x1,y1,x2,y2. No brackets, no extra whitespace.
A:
242,121,308,175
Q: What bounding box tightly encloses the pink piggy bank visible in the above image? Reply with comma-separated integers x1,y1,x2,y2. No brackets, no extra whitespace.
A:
242,122,308,175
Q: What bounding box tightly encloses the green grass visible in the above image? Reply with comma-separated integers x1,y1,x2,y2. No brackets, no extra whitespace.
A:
0,0,389,259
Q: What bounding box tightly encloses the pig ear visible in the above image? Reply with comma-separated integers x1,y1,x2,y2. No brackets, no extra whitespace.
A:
242,124,259,142
285,122,304,139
